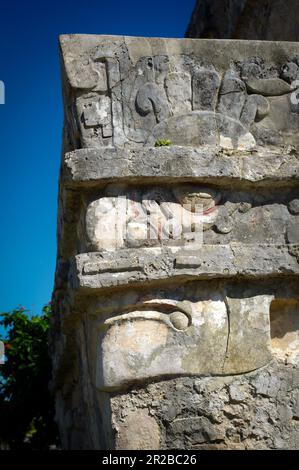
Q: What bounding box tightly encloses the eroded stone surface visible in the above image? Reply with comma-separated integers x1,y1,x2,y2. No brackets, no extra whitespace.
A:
270,299,299,364
115,410,161,450
111,362,299,450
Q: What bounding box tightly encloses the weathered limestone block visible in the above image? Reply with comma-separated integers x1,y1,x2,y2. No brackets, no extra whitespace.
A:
63,146,299,187
110,361,299,450
115,409,161,450
52,35,299,449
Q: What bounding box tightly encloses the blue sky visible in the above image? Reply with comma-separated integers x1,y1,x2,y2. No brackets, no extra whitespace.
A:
0,0,195,315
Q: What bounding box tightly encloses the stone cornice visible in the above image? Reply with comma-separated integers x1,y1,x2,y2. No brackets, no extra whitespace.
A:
62,146,299,188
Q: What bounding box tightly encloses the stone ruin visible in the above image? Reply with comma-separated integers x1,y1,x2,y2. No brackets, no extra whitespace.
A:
51,35,299,449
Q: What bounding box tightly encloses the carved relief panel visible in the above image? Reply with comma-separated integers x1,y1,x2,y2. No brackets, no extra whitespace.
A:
83,184,220,251
75,184,299,252
61,37,299,150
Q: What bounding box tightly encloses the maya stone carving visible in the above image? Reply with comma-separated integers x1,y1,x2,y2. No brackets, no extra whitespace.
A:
61,37,299,152
52,36,299,450
84,185,220,251
96,291,274,390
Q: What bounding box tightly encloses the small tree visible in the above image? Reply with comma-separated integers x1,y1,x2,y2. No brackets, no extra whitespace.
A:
0,305,59,449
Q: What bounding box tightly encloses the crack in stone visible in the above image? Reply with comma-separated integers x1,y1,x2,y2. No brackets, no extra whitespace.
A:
221,289,231,374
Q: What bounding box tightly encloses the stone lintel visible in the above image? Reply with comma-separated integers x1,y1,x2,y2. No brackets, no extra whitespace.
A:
63,146,299,188
70,244,299,292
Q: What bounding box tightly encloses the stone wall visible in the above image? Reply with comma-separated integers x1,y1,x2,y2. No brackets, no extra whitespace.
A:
186,0,299,41
51,35,299,449
111,362,299,450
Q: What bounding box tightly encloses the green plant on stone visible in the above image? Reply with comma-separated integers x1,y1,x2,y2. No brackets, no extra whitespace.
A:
155,139,171,147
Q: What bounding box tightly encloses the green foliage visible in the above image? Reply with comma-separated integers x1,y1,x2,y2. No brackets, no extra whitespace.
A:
0,305,59,449
155,139,172,147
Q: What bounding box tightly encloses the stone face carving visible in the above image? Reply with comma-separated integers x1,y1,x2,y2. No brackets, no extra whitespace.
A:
83,184,298,251
96,291,273,390
52,36,299,450
84,185,220,251
60,36,299,151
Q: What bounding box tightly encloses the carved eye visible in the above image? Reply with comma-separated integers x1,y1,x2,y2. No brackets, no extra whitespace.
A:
108,302,192,331
169,311,190,330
